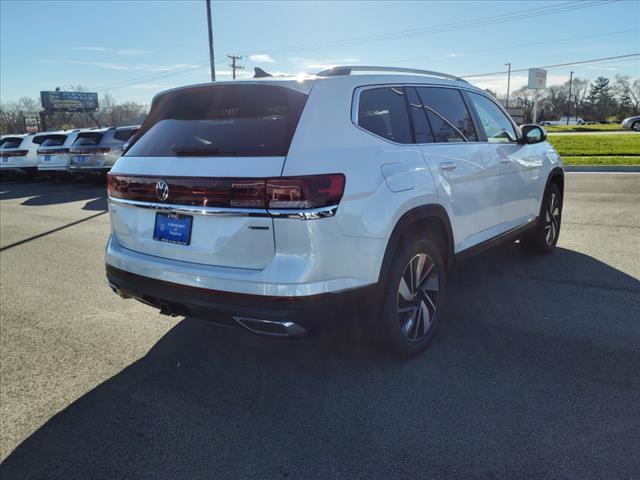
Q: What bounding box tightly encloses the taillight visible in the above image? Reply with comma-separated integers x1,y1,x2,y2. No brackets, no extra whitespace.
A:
0,149,28,157
37,148,69,155
70,147,110,154
107,173,345,211
267,174,345,209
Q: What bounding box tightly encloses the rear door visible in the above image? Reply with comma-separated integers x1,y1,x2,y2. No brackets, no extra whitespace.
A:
408,86,502,252
465,91,542,231
108,83,309,269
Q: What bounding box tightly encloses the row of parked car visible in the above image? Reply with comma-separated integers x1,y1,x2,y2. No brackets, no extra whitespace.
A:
0,125,139,179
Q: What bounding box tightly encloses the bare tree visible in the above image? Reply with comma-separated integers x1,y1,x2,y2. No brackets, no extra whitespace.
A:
613,74,640,116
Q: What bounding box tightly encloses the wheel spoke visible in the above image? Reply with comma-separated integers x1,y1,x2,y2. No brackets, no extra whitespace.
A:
398,276,413,302
414,254,426,291
419,301,430,337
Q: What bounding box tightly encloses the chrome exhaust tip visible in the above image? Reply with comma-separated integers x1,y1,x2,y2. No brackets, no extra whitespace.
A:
234,316,307,338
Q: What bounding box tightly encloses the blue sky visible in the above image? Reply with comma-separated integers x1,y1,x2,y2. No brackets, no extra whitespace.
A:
1,0,638,105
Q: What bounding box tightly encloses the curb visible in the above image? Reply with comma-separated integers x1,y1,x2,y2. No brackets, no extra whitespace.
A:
565,165,640,173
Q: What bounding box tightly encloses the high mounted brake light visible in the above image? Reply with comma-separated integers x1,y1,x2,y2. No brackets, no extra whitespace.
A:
107,173,346,211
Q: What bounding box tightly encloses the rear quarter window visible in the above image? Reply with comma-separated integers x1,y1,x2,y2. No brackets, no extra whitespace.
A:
357,87,412,144
126,85,308,157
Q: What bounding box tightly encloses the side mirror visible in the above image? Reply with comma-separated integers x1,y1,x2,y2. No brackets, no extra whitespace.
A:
519,124,547,144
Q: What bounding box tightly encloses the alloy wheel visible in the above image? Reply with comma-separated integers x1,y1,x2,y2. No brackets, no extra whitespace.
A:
632,121,640,132
396,253,439,341
544,192,561,245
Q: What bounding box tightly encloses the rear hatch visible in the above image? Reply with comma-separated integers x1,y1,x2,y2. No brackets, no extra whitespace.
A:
69,131,109,168
37,133,71,167
108,82,311,269
0,136,28,167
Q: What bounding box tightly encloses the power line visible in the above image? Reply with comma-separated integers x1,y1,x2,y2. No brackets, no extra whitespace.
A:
462,53,640,78
95,0,614,93
389,28,639,65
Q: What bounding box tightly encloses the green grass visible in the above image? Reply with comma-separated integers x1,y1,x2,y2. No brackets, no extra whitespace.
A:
547,133,640,156
561,156,640,166
545,124,623,133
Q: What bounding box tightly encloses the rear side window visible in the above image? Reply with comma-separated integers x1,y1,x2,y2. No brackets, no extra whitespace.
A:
73,132,104,146
126,85,308,157
357,87,412,144
467,91,517,143
416,87,477,142
406,88,433,143
0,137,24,149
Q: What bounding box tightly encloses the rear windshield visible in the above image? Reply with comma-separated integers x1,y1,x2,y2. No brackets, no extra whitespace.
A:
114,128,138,142
38,135,68,147
73,132,104,146
0,137,24,149
125,84,308,157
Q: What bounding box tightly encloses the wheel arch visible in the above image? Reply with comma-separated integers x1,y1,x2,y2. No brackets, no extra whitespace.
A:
379,205,455,282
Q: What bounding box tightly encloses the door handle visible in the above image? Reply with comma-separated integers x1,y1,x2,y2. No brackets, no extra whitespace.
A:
439,161,457,171
499,158,511,164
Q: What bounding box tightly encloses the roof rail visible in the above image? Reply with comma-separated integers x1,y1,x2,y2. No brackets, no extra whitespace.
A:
316,65,468,83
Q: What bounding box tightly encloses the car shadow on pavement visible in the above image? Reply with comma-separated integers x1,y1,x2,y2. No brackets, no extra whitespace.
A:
2,245,639,479
0,179,107,211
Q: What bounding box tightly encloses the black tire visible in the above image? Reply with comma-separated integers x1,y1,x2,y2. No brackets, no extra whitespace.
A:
374,236,447,356
521,183,562,254
632,121,640,132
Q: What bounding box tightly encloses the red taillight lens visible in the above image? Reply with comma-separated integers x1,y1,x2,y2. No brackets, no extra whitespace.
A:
37,148,69,155
107,173,345,211
70,147,110,154
267,174,345,209
0,149,28,157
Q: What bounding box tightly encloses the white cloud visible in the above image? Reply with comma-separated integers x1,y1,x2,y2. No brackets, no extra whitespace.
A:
248,54,275,63
41,59,198,72
67,46,152,56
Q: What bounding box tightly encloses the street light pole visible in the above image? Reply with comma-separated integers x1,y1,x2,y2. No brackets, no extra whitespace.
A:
505,62,511,109
206,0,215,82
566,70,574,126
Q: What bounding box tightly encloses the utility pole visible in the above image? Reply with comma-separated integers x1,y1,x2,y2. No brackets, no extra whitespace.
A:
505,62,511,109
566,70,574,125
206,0,215,81
228,54,244,80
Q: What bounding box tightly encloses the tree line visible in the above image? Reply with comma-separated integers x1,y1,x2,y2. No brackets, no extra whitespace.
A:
0,92,148,135
491,74,640,124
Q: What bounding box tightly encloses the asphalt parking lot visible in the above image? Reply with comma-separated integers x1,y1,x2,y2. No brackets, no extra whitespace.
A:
1,173,639,479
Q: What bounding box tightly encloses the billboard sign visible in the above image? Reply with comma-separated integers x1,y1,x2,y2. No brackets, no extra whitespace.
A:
40,91,99,112
24,116,40,133
527,68,547,90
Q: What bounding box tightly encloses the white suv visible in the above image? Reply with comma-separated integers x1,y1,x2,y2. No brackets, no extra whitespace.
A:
105,66,564,355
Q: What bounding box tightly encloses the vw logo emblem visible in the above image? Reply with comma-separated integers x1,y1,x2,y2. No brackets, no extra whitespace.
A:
155,180,169,202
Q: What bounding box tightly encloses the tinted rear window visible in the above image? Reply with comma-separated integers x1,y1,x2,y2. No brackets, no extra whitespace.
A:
0,137,24,149
73,132,104,146
357,87,412,144
114,128,138,142
126,85,308,157
38,135,68,147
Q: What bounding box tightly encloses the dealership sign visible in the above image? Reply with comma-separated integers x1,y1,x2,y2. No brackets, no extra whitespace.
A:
527,69,547,90
40,91,99,112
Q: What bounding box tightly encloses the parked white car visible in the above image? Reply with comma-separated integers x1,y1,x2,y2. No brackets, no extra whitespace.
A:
0,133,39,179
36,129,88,174
68,125,139,174
105,66,564,355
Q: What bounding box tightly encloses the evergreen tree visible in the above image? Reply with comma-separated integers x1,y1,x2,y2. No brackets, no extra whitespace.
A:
586,77,616,120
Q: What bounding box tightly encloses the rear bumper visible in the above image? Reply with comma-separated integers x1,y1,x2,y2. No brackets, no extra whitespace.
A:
106,264,376,335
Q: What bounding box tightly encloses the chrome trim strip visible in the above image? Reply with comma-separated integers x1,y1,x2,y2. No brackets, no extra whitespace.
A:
108,197,338,220
108,197,269,217
268,205,338,220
